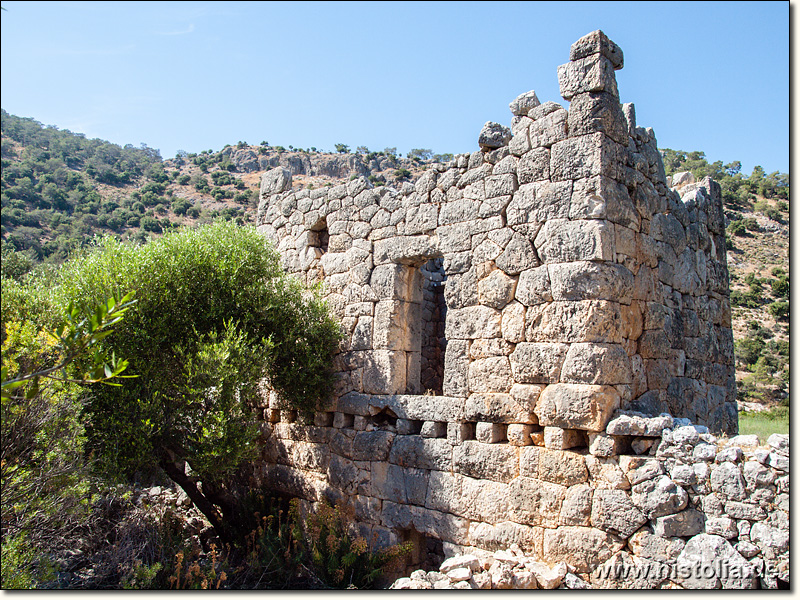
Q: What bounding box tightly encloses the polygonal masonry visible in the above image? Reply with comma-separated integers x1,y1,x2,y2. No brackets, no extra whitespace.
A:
253,31,747,575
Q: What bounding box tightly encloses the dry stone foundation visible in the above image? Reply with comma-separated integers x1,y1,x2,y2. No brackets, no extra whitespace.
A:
252,31,787,588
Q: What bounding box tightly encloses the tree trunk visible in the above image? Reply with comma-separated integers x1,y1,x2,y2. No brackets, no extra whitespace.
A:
159,457,234,547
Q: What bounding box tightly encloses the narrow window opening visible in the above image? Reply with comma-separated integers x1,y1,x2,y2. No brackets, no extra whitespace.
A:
418,258,447,395
310,218,329,254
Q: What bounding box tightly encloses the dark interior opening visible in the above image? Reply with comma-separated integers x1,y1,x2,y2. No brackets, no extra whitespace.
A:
419,258,447,395
399,528,445,573
310,218,329,254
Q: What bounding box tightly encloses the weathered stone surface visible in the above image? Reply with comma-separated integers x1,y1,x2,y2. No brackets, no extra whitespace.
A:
675,534,756,589
454,441,518,483
651,508,705,537
508,477,566,527
388,436,452,471
569,30,624,69
509,89,541,116
543,526,625,572
560,483,593,526
535,383,621,431
445,306,502,340
591,489,647,537
477,269,517,309
261,167,292,195
710,461,747,500
478,121,512,150
464,392,537,424
524,300,624,344
509,342,569,384
534,219,615,263
567,92,629,145
628,529,685,561
560,343,632,385
515,265,552,306
630,475,688,518
548,261,633,304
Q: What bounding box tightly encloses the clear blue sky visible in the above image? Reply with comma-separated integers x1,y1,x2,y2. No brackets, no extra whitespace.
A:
0,1,789,175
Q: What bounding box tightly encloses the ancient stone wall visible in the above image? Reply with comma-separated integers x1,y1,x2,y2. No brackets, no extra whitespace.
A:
250,31,765,583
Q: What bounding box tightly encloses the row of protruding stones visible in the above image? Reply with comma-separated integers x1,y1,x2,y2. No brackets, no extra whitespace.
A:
256,30,735,435
257,392,788,585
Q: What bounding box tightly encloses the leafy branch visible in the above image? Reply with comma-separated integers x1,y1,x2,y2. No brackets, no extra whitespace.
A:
2,292,137,399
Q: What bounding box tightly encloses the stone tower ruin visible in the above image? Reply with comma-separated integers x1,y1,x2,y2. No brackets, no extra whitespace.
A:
253,30,740,573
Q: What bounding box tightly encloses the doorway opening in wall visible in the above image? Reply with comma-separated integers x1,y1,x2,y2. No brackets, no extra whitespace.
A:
416,258,447,396
399,528,445,573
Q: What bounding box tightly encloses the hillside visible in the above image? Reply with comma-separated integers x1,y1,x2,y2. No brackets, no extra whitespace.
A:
1,113,789,411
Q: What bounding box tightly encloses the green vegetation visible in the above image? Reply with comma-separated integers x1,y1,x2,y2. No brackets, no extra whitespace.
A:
1,110,163,263
661,149,789,208
738,406,789,443
36,222,340,542
0,222,417,589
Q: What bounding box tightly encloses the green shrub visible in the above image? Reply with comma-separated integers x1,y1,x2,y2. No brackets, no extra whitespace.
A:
767,301,789,321
726,220,746,237
41,222,341,543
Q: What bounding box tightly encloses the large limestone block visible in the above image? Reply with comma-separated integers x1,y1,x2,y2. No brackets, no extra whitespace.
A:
590,489,647,538
373,235,438,266
548,261,633,304
535,383,620,432
527,447,589,486
501,302,526,343
543,526,625,573
570,175,640,229
628,529,685,561
424,469,462,513
388,436,452,471
382,502,469,545
515,265,552,306
560,342,633,385
468,357,513,393
478,121,512,150
464,392,538,424
534,219,615,263
508,477,566,527
506,180,572,227
560,484,593,526
370,462,412,503
445,305,502,339
509,342,569,384
550,133,624,181
460,477,512,523
630,475,688,518
362,350,407,395
509,89,541,116
558,55,619,100
468,521,544,557
477,269,517,309
495,232,539,275
517,147,550,184
675,534,756,589
351,430,396,461
528,108,569,148
569,30,624,69
443,340,469,397
525,300,624,344
373,300,418,351
567,92,629,145
261,167,292,196
370,263,420,300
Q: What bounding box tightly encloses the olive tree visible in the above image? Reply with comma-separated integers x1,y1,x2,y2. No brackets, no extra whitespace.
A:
47,221,341,544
